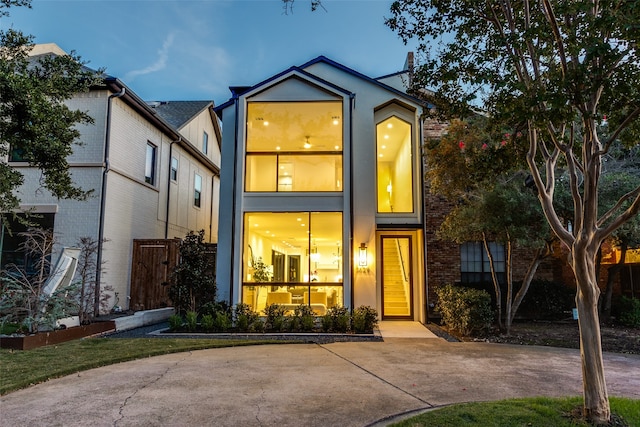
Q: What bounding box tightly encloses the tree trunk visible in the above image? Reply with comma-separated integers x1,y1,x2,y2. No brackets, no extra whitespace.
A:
510,245,548,327
572,243,611,424
504,239,513,335
483,234,503,331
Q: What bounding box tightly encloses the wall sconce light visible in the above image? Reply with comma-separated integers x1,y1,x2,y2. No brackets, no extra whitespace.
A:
358,243,368,268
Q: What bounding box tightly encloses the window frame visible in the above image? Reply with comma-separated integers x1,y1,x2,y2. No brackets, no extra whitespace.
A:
202,131,209,155
375,114,415,214
145,142,157,185
460,241,506,285
244,100,343,193
170,156,178,181
194,173,202,208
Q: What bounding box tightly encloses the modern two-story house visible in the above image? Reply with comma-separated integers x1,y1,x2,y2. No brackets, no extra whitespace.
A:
215,56,429,321
1,44,221,312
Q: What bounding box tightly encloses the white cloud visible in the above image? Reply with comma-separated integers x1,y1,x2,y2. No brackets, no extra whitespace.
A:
125,33,175,81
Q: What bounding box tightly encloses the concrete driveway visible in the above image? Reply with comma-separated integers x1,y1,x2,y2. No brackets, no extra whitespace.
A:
1,324,639,427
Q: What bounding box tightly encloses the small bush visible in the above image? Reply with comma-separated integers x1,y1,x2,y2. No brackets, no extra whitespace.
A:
435,284,493,337
325,306,351,333
321,313,333,332
213,311,232,332
353,305,378,333
616,296,640,328
264,303,287,332
199,300,230,317
289,304,315,332
201,314,215,332
168,314,183,331
185,311,198,332
234,303,260,332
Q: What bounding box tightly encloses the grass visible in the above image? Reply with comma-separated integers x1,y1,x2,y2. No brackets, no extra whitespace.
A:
391,396,640,427
0,337,295,395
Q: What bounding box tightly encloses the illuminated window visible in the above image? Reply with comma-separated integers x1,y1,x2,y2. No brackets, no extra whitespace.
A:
376,116,413,213
242,212,343,314
245,101,343,192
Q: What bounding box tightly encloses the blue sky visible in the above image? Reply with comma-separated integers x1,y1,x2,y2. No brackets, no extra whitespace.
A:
2,0,418,105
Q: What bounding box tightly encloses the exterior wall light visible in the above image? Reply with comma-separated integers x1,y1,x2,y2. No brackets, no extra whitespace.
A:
358,243,368,268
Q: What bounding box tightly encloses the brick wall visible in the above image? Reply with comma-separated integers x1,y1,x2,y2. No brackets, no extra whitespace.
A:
421,118,568,314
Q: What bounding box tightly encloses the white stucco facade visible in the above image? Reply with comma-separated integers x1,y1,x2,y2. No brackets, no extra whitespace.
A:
216,57,427,321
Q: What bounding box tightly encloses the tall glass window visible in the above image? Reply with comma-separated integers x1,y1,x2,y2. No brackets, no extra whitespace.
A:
245,101,343,192
242,212,343,314
376,116,413,213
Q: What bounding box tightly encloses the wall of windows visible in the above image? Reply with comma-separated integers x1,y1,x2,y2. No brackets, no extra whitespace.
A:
245,101,343,192
242,212,342,314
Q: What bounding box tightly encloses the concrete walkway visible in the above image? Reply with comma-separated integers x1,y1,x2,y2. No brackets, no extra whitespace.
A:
1,329,639,427
377,321,439,339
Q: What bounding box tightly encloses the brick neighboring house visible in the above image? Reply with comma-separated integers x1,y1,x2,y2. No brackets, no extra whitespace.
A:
1,44,221,312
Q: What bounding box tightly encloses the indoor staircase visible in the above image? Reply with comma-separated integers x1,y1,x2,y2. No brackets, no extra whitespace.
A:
383,241,410,316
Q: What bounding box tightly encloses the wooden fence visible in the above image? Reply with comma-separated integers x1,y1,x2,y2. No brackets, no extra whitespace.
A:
129,239,217,311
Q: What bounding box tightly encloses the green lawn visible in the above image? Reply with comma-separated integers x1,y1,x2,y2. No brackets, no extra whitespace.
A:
392,396,640,427
0,337,295,395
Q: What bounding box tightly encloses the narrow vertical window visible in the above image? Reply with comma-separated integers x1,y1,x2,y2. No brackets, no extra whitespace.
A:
145,142,157,185
194,173,202,207
170,157,178,181
376,116,413,213
202,131,209,155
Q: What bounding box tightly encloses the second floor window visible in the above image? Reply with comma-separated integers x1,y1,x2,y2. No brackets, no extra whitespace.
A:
245,101,343,192
170,157,178,181
376,116,414,213
145,142,157,185
194,173,202,207
203,131,209,155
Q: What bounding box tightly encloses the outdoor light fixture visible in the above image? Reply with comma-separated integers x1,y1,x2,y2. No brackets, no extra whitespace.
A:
358,243,368,267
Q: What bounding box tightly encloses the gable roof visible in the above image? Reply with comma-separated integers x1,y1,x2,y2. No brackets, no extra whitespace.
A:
147,100,212,129
215,55,429,116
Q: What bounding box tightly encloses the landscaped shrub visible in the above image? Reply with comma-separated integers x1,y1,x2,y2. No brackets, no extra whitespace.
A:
435,284,493,337
264,303,287,332
185,311,198,332
168,314,183,331
213,311,232,332
352,305,379,333
288,304,315,332
201,314,215,332
169,230,216,315
615,296,640,328
519,279,574,320
199,300,230,317
234,303,261,332
324,306,351,333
